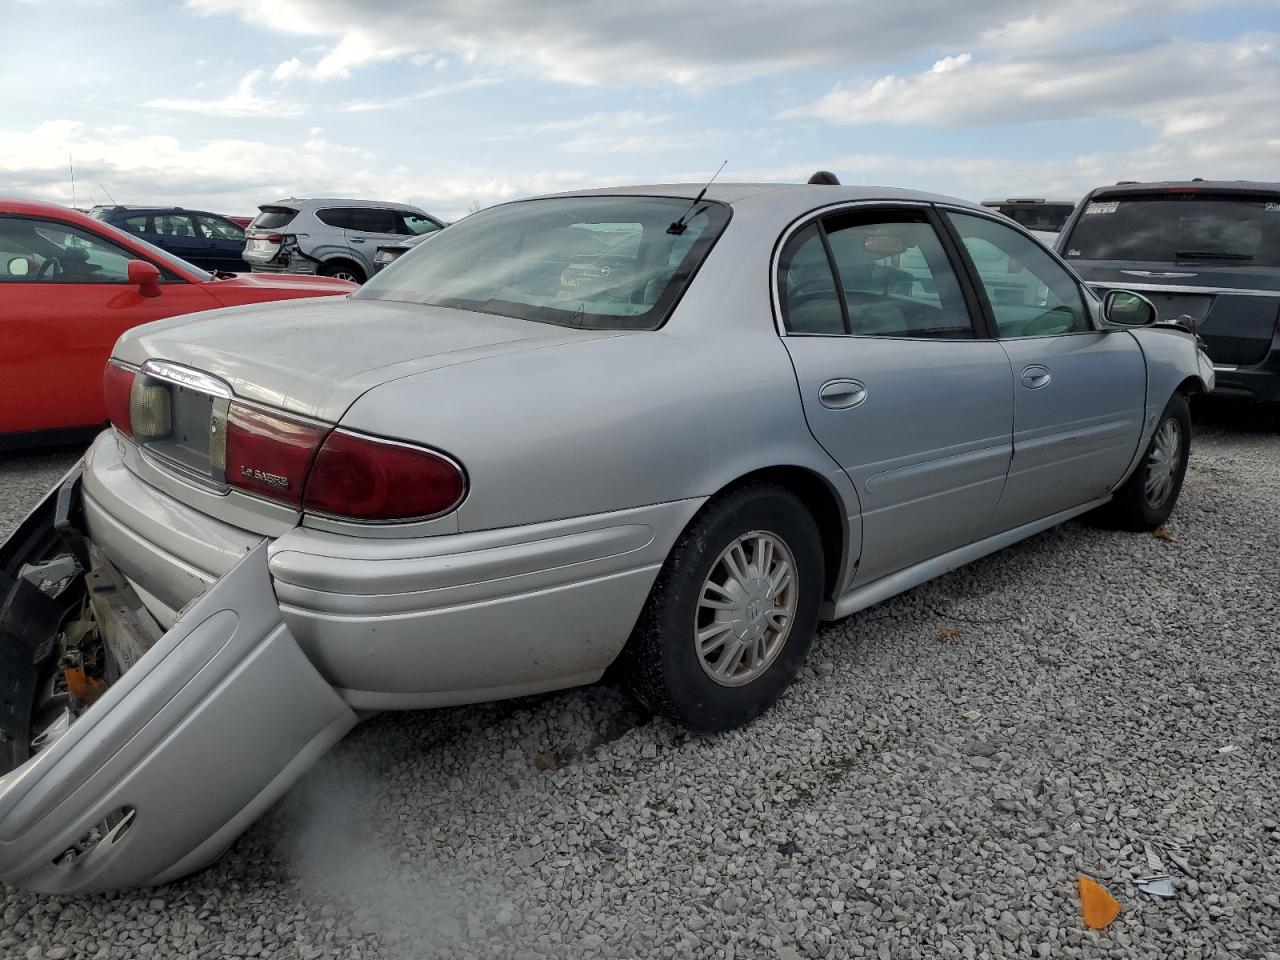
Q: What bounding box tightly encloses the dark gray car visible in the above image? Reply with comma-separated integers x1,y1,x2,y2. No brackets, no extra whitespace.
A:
1058,181,1280,401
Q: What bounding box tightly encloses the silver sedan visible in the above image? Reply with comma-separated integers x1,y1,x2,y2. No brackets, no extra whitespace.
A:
0,182,1212,892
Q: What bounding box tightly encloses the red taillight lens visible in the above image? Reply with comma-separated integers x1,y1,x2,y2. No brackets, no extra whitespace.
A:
225,403,329,507
303,430,466,521
103,360,135,436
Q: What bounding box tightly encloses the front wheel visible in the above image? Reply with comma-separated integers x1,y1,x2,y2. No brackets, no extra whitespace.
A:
1096,393,1191,530
617,483,823,732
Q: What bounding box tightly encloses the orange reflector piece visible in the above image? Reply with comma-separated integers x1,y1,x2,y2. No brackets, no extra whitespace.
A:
1078,875,1121,929
65,665,106,707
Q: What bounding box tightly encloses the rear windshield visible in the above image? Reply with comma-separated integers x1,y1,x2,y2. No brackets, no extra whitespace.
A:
252,206,298,230
1062,193,1280,266
988,203,1076,232
355,196,730,330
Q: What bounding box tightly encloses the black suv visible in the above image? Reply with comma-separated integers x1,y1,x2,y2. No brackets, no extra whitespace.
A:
1058,181,1280,401
89,206,248,273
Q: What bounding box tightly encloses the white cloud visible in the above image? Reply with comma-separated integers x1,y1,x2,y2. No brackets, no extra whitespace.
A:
272,57,305,81
184,0,1236,87
786,36,1279,128
0,118,629,221
338,75,502,112
146,69,305,118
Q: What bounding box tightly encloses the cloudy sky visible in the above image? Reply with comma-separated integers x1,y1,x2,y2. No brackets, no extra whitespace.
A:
4,0,1279,220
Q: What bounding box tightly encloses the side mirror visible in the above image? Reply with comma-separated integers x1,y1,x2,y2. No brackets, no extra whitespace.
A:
6,257,30,277
127,260,162,298
1103,289,1156,326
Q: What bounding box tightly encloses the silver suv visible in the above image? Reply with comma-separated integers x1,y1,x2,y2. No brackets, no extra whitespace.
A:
242,198,443,284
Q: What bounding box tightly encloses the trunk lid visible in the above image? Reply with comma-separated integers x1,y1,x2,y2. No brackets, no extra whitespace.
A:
113,297,617,422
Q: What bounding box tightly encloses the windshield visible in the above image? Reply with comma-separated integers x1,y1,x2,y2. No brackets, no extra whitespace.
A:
355,196,730,330
1062,194,1280,266
988,203,1076,232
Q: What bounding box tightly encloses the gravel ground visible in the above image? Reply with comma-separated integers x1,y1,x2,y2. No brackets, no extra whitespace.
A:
2,404,1278,960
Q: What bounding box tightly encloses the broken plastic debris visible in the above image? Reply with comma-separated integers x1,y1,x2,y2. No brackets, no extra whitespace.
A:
1153,526,1178,542
962,709,983,722
1217,744,1241,754
1136,875,1176,899
1078,875,1121,929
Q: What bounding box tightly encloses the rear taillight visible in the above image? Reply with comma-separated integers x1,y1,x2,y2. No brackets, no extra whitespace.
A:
303,430,466,521
103,360,135,436
224,403,329,507
264,234,284,243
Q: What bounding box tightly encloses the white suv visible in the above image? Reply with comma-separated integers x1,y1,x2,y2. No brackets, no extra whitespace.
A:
242,198,444,284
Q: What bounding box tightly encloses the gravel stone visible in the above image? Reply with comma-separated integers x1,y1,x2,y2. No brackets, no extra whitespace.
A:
3,403,1279,959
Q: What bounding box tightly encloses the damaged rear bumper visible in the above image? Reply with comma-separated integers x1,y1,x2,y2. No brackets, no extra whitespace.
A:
0,468,356,893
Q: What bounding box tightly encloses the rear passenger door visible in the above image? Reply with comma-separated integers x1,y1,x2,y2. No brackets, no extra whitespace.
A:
150,214,206,267
779,205,1015,586
942,210,1146,530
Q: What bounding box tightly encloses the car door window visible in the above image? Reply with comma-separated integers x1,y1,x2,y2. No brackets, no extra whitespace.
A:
398,213,442,236
824,211,975,338
152,214,198,239
316,208,356,229
778,224,845,335
0,217,136,282
947,212,1090,338
348,208,400,234
121,214,150,235
194,215,245,241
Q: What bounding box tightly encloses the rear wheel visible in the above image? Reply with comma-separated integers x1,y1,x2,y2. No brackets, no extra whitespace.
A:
319,260,366,284
618,483,823,732
1096,393,1191,530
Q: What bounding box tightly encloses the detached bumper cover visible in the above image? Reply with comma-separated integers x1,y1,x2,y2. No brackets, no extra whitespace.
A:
0,472,356,893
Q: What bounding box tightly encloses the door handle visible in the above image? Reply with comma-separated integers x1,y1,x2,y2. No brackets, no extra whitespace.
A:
1020,365,1052,389
349,238,366,244
818,379,867,410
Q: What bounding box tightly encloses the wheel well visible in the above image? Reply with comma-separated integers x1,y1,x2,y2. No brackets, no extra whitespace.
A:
709,466,847,603
320,257,366,281
1177,374,1206,397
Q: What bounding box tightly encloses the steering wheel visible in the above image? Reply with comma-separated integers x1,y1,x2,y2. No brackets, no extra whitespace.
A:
35,256,62,280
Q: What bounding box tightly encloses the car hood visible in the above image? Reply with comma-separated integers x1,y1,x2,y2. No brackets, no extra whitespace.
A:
206,273,357,297
113,297,624,422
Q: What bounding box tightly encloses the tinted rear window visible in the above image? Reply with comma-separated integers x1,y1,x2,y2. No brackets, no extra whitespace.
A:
355,196,730,331
1062,194,1280,266
988,203,1075,232
252,206,297,230
315,208,355,229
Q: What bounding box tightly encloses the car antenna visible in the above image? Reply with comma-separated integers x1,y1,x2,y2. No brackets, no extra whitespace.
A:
668,160,727,235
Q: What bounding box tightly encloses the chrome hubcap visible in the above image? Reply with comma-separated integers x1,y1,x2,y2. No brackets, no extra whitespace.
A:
1145,418,1182,508
695,531,798,687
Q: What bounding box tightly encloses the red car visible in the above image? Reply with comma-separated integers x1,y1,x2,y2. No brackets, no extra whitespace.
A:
0,199,355,446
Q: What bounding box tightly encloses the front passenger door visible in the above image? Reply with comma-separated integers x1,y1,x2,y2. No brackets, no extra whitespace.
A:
779,207,1015,587
944,211,1146,531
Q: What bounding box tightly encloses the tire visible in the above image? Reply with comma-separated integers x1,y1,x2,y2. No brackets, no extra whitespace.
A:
319,260,366,284
1096,392,1191,531
618,483,823,732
